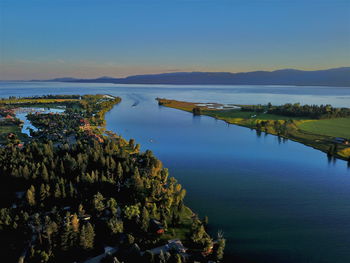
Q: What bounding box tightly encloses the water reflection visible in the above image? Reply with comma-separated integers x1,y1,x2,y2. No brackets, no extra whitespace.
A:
1,82,350,263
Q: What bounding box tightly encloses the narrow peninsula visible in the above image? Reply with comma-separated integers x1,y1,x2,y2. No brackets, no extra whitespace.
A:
157,98,350,162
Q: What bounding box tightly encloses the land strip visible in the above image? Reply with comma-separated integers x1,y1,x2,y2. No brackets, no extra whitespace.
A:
157,98,350,161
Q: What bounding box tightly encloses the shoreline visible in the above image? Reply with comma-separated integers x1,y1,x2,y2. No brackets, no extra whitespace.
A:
157,98,350,162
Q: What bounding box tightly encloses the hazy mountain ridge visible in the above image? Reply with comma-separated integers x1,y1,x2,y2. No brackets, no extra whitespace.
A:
43,67,350,86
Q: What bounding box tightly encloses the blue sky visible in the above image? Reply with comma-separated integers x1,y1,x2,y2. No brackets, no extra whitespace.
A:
0,0,349,79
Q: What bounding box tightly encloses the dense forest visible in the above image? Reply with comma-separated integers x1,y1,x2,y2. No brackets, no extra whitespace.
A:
0,95,224,263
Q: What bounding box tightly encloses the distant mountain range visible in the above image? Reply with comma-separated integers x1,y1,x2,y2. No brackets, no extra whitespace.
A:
42,67,350,86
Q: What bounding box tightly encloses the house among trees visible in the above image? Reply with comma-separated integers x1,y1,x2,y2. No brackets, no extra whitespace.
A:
79,214,92,221
7,133,15,139
148,239,187,255
333,137,349,145
149,219,164,234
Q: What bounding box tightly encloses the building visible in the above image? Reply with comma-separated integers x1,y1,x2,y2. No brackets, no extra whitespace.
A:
150,219,165,234
333,137,349,145
148,239,187,255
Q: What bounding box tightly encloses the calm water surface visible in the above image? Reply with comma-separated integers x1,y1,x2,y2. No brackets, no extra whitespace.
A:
1,82,350,263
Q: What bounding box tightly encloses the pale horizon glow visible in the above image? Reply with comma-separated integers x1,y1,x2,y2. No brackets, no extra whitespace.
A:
0,0,350,80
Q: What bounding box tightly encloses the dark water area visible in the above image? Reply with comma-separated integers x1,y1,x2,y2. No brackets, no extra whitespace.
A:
1,82,350,263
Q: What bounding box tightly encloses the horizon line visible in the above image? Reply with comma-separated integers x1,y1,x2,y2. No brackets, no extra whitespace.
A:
1,66,349,82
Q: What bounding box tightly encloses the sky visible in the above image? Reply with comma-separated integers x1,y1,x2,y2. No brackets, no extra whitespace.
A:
0,0,349,80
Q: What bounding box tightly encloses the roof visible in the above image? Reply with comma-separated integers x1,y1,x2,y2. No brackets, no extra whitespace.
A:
334,137,349,143
150,219,164,230
148,239,187,255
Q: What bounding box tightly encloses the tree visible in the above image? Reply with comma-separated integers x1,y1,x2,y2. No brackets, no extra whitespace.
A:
61,219,73,251
158,250,166,263
107,218,123,235
26,185,36,206
215,237,226,261
40,184,47,203
192,107,202,115
71,213,79,232
42,163,49,182
54,183,61,199
131,167,143,192
191,224,207,244
80,223,95,250
141,207,150,232
126,234,135,245
39,251,50,262
107,198,118,215
93,192,105,213
78,204,85,216
22,165,30,179
203,216,209,226
129,138,135,149
123,204,140,220
117,163,123,182
174,254,182,263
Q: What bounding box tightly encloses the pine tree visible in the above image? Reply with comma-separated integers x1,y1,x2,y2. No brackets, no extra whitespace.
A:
132,167,143,191
158,250,166,263
61,218,72,251
78,204,85,216
42,163,49,182
174,254,182,263
69,182,75,198
107,198,118,215
93,192,105,213
107,218,123,235
80,223,95,250
54,183,61,199
215,237,226,261
71,213,79,232
40,184,47,202
26,185,36,206
22,165,30,180
141,207,150,232
116,162,123,182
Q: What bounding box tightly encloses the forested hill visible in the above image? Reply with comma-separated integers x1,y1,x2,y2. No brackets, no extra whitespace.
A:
45,67,350,87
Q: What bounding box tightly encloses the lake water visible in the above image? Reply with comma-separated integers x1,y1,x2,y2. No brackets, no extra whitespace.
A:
1,82,350,263
16,108,65,136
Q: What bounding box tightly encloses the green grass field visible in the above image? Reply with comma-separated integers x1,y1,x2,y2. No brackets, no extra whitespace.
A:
160,206,194,244
0,125,20,134
0,125,27,143
298,118,350,138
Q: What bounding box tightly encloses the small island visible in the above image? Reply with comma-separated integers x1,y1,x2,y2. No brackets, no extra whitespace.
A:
157,98,350,162
0,95,225,263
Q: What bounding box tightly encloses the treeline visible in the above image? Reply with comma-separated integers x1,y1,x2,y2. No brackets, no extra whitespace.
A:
21,95,82,100
255,119,297,137
268,103,350,119
241,103,350,119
